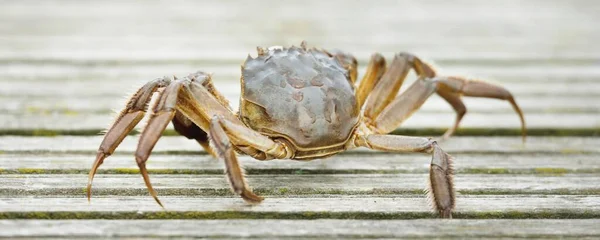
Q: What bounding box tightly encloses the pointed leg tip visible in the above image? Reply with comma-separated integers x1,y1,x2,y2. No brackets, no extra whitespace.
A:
153,196,165,209
137,161,164,209
86,185,92,202
241,190,264,204
87,152,107,205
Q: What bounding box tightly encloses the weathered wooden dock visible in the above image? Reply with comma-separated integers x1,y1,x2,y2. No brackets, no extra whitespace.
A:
1,0,599,238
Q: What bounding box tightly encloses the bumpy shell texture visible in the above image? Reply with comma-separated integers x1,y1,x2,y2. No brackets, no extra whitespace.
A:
240,44,359,149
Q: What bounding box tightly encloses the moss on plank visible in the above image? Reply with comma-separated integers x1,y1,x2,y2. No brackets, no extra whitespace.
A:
0,210,598,220
3,188,600,197
1,167,599,175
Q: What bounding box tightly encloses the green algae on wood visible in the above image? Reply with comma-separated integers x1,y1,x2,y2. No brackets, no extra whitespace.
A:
0,210,598,220
3,188,600,197
0,168,598,175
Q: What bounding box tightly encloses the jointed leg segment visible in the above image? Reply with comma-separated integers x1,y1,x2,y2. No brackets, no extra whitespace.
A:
87,77,171,203
433,76,526,142
87,72,287,206
209,116,264,203
357,52,526,141
356,135,455,218
172,112,216,158
353,51,526,218
355,53,386,108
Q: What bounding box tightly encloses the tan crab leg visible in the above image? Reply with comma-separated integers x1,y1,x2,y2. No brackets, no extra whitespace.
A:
107,72,289,206
363,53,435,120
436,90,467,140
209,116,264,203
133,80,186,207
179,75,290,160
130,72,237,206
212,117,290,160
358,52,526,141
370,78,437,133
435,76,527,142
179,79,291,202
372,76,527,142
355,53,386,108
172,111,217,158
87,77,171,202
356,134,454,218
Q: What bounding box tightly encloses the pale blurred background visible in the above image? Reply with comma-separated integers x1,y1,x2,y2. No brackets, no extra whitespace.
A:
1,0,599,131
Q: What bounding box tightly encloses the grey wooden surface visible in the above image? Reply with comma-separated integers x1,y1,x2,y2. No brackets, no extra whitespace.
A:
1,0,599,239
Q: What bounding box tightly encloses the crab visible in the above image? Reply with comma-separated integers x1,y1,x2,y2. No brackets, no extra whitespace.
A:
86,42,526,218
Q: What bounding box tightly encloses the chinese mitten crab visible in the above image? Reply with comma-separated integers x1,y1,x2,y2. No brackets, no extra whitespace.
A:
87,42,526,218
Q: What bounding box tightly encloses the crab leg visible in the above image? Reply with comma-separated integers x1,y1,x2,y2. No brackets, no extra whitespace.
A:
359,52,526,141
178,75,291,161
356,134,454,218
169,77,291,203
362,52,437,120
435,76,527,142
172,111,217,158
87,77,171,202
209,116,264,203
355,53,386,108
127,75,235,206
133,81,185,207
212,117,290,160
88,72,292,206
372,76,527,142
369,77,437,133
435,90,466,140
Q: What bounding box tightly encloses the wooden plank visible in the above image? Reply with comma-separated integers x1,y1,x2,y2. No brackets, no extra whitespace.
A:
0,153,597,173
3,79,598,103
3,95,599,114
1,112,596,130
1,219,599,238
0,136,596,154
1,196,598,213
2,66,599,99
1,174,598,196
2,64,600,84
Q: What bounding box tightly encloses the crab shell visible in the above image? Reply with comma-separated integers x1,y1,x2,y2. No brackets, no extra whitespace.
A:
239,46,360,158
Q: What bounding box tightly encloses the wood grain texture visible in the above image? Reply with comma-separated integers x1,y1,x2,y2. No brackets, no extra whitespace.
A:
0,136,596,153
1,196,599,213
1,174,598,197
2,219,600,238
0,153,597,172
